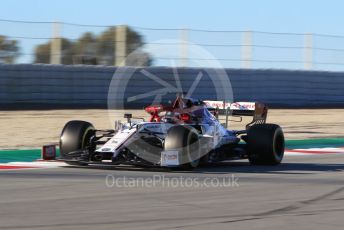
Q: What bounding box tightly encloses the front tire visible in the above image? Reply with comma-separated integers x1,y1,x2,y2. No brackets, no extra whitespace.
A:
247,124,285,165
164,125,201,169
59,120,95,165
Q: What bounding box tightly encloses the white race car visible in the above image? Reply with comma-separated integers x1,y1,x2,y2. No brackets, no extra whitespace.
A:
59,96,285,169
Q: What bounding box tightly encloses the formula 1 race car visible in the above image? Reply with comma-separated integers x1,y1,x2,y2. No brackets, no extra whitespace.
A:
59,96,285,169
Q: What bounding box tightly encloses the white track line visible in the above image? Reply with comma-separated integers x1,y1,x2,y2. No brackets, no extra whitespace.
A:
1,147,344,170
0,161,68,170
285,147,344,155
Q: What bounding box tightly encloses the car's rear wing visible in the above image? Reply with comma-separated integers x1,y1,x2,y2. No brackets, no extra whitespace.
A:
203,100,268,129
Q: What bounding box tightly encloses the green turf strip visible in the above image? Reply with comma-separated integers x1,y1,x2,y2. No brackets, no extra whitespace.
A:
0,149,60,163
0,138,343,163
285,138,344,149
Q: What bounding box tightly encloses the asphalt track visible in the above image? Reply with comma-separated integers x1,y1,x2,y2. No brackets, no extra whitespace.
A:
0,153,344,230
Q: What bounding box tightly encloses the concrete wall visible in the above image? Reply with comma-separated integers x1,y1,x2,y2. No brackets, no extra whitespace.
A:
1,64,344,109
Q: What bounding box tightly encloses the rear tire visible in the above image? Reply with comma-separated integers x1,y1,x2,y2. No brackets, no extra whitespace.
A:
164,125,201,169
247,124,285,165
59,120,95,165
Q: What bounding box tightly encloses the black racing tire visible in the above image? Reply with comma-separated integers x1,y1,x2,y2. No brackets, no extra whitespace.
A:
164,125,201,170
59,120,95,165
247,124,285,165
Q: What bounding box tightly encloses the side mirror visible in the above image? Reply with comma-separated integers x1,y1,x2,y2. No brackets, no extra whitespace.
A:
124,113,132,127
124,113,132,119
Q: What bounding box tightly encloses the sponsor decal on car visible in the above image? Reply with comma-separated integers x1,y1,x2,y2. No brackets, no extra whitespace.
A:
230,102,255,110
161,150,180,166
204,101,256,111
